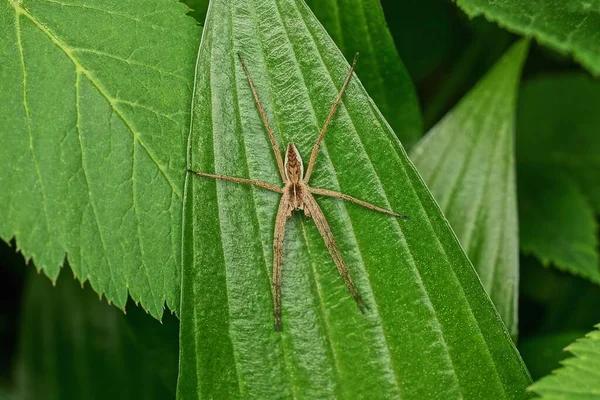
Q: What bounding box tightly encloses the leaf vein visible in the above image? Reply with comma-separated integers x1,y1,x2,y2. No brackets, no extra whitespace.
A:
14,9,56,264
113,99,183,125
228,3,297,395
208,24,244,395
36,0,184,36
75,71,121,307
12,3,182,198
70,47,188,82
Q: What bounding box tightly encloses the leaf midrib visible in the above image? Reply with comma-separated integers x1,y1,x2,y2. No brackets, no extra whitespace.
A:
273,0,404,394
224,2,298,396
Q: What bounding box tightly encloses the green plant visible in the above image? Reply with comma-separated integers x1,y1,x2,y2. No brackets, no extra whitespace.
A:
1,0,599,398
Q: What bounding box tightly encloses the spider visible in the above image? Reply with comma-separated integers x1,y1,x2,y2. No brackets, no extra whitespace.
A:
188,53,408,331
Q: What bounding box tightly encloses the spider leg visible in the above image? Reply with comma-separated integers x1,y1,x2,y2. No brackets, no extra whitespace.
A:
272,197,292,331
238,54,286,183
303,191,369,313
187,170,283,193
304,53,359,183
309,187,408,219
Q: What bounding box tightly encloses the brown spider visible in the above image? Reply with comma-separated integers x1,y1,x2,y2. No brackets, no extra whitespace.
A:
188,53,407,330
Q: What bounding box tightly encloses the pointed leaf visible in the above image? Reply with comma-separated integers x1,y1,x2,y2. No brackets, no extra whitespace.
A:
179,0,531,398
455,0,600,76
304,0,422,148
0,0,200,317
529,324,600,399
409,40,529,337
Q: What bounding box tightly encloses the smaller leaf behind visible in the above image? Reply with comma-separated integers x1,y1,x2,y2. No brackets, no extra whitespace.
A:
520,256,600,334
528,324,600,399
517,74,600,284
410,40,530,337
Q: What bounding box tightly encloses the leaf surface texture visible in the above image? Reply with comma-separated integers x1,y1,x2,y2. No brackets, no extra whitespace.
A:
0,0,200,317
178,0,532,398
410,40,529,337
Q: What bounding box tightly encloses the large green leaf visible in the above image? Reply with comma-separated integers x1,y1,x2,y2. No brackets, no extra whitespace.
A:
517,74,600,284
304,0,422,148
455,0,600,76
529,324,600,399
0,0,200,318
16,270,179,400
178,0,531,397
409,40,529,337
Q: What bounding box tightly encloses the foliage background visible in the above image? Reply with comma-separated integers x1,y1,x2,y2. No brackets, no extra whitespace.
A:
1,0,599,398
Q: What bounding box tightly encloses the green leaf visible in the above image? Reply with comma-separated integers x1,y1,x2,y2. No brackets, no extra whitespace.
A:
178,0,531,397
520,256,600,335
518,168,599,283
518,331,587,381
455,0,600,76
409,40,529,337
304,0,422,148
16,270,179,400
518,74,600,214
517,74,600,284
0,0,200,318
529,324,600,399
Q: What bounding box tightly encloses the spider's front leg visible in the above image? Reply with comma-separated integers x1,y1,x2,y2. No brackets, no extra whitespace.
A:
186,170,283,193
